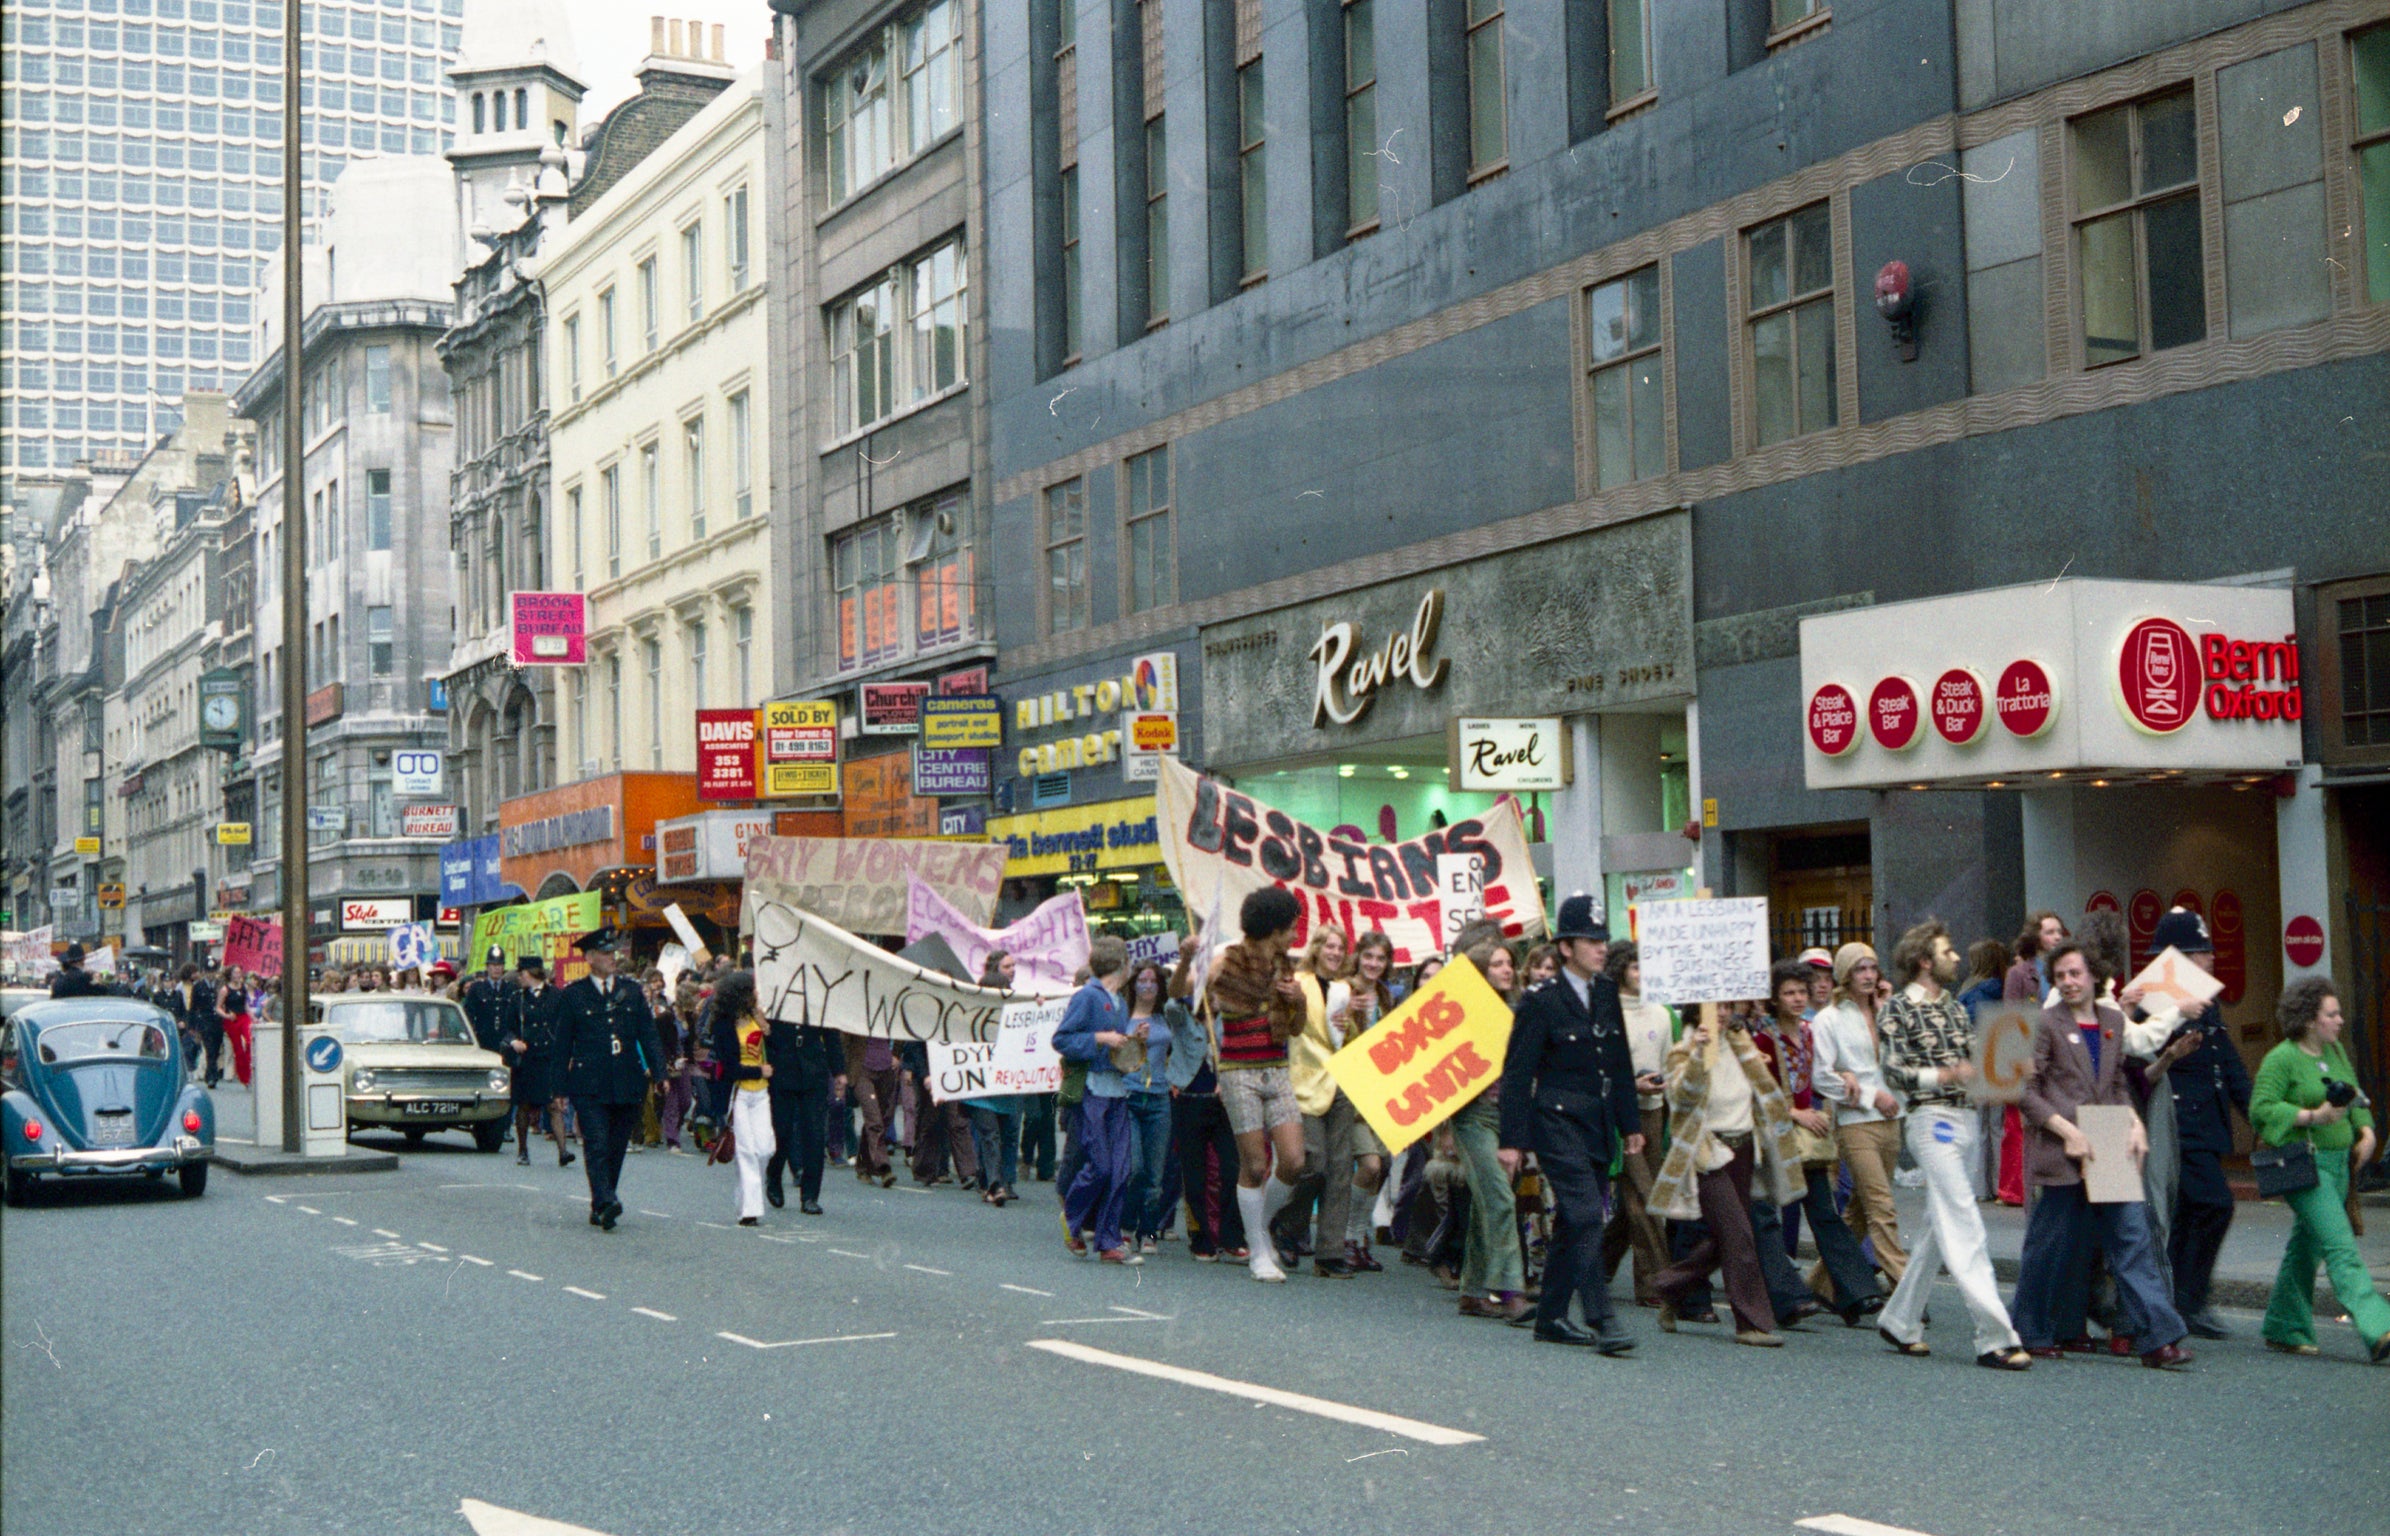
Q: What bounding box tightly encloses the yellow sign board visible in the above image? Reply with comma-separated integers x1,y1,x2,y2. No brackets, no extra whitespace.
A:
987,797,1160,878
766,762,840,796
216,822,253,846
97,883,126,910
1327,954,1514,1154
764,699,838,731
73,836,101,856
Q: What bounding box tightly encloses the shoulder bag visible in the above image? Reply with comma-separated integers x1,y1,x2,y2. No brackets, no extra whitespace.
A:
2250,1138,2316,1199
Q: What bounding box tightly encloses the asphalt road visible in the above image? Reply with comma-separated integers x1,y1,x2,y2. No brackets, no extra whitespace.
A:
4,1128,2382,1536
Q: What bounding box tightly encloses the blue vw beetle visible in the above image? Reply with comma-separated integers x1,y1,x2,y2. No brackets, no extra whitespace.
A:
1,997,215,1203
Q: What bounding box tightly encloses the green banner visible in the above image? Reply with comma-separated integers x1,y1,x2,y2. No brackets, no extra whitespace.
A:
468,889,603,966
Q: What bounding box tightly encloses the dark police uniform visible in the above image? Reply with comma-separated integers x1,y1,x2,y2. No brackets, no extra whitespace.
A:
1499,944,1640,1346
508,977,570,1108
2165,998,2252,1317
460,968,514,1055
764,1019,836,1209
557,935,665,1228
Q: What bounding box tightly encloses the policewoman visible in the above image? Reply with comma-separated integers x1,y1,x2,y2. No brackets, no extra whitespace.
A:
1497,894,1643,1354
507,953,575,1169
557,927,666,1230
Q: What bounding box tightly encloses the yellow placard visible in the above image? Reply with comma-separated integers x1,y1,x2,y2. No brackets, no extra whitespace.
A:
216,822,253,845
1327,954,1514,1154
767,762,840,796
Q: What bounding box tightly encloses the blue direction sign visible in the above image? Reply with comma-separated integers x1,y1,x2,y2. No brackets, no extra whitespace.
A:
305,1035,344,1074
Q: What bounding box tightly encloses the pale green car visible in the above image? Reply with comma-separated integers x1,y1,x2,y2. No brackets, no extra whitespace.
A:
314,994,513,1151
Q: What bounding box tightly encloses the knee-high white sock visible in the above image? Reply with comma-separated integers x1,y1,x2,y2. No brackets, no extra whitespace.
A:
1261,1173,1298,1229
1238,1184,1283,1278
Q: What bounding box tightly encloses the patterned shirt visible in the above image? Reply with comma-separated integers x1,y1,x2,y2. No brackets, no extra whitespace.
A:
1879,983,1975,1111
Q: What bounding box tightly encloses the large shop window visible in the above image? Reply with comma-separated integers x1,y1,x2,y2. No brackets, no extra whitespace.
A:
827,236,968,437
1586,264,1663,487
2073,85,2205,366
824,0,963,207
833,491,977,673
1746,201,1836,446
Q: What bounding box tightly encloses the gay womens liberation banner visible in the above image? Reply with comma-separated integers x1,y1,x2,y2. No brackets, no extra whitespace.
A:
742,835,1006,938
1155,757,1544,966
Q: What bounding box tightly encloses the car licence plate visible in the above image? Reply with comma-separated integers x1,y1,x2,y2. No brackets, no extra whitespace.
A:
401,1100,465,1117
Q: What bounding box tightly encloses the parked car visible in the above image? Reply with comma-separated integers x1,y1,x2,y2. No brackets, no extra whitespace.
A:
2,997,215,1203
314,993,512,1151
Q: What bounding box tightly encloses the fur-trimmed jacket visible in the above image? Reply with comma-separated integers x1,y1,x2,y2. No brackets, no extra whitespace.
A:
1650,1021,1806,1221
1205,939,1306,1046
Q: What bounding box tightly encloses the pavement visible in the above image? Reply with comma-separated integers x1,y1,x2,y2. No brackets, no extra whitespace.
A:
5,1096,2386,1536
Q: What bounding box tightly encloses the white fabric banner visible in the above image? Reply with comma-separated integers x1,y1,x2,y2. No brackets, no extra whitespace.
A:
926,996,1067,1102
904,878,1090,992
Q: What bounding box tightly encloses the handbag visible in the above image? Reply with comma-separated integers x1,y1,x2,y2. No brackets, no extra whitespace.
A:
2250,1139,2317,1199
708,1099,737,1166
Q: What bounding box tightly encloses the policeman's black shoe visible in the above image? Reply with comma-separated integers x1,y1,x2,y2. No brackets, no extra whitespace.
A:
589,1210,604,1227
599,1206,619,1232
560,1149,577,1168
738,1217,759,1227
766,1181,786,1209
800,1200,824,1215
1590,1321,1637,1356
1532,1319,1601,1347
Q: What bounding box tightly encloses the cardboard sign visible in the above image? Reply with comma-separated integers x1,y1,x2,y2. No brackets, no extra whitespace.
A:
223,914,283,979
388,922,437,972
662,902,712,966
904,877,1090,993
926,996,1066,1101
1155,757,1545,968
1329,955,1514,1155
742,834,1005,938
1436,853,1485,950
2077,1104,2146,1205
1125,931,1183,968
695,709,760,801
510,591,588,665
1970,1004,2037,1105
746,881,1066,1040
1636,897,1772,1006
2125,945,2225,1014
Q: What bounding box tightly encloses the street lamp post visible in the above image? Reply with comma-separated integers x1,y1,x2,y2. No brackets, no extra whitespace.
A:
277,0,309,1152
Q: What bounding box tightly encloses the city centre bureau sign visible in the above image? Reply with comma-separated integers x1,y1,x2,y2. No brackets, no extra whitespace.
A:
1197,509,1694,766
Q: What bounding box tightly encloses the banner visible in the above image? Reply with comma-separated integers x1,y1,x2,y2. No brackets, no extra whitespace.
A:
5,927,60,979
1637,897,1771,1006
388,922,437,972
469,889,604,967
1327,955,1514,1154
742,835,1004,938
747,876,1066,1041
904,877,1090,993
1154,758,1545,966
222,915,283,979
926,996,1067,1101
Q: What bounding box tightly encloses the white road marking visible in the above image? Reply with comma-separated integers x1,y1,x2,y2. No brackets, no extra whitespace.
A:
1039,1315,1172,1326
507,1270,543,1283
263,1195,288,1204
638,1210,672,1219
887,1184,928,1195
630,1307,678,1322
1109,1305,1167,1319
903,1264,951,1276
756,1234,799,1244
416,1242,449,1253
827,1248,871,1259
715,1330,898,1350
1025,1340,1484,1447
563,1286,607,1300
696,1221,735,1231
459,1255,494,1267
1000,1283,1055,1298
372,1228,402,1239
330,1217,358,1227
1796,1519,1944,1536
458,1497,622,1536
294,1205,320,1215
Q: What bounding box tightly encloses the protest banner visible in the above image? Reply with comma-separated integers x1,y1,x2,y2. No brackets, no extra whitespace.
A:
2126,946,2225,1014
1154,758,1544,967
742,834,1004,937
1636,897,1771,1006
388,922,437,973
1328,955,1514,1154
926,996,1067,1102
4,927,60,980
747,874,1067,1041
223,915,282,979
1125,931,1182,968
1436,853,1484,950
1970,1004,2038,1105
470,889,604,967
86,944,118,978
904,877,1090,992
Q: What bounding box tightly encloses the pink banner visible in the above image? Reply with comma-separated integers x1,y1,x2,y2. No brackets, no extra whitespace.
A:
905,878,1090,992
223,914,282,979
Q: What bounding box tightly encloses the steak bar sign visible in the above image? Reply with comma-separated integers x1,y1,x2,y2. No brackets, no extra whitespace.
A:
1799,579,2302,789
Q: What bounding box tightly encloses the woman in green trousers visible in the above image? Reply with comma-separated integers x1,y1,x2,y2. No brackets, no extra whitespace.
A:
2249,976,2390,1363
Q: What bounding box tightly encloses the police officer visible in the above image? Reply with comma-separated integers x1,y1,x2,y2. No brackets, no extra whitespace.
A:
460,945,513,1054
557,928,665,1230
2145,907,2252,1339
1497,894,1642,1354
507,954,575,1169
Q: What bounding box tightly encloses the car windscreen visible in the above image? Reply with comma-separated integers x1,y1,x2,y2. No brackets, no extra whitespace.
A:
325,1000,474,1045
35,1020,173,1065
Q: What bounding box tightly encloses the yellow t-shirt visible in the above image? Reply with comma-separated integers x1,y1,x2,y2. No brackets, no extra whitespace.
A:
738,1018,767,1082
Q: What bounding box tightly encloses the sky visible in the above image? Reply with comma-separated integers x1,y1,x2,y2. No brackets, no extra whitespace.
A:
568,3,767,124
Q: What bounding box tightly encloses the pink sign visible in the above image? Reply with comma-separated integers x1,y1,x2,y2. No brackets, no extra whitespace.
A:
223,914,283,979
904,877,1091,993
510,592,588,666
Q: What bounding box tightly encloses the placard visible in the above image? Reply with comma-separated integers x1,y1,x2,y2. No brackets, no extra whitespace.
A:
662,902,712,965
1635,896,1771,1006
2125,945,2225,1014
767,763,840,797
216,822,253,846
1970,1003,2037,1105
904,877,1090,993
695,709,760,801
919,695,1004,750
1436,853,1484,949
469,889,604,967
746,883,1065,1040
340,898,411,930
1125,931,1182,968
223,914,283,979
510,591,588,665
861,681,931,735
393,750,444,797
388,922,437,972
1327,955,1515,1154
2077,1104,2146,1204
926,996,1067,1101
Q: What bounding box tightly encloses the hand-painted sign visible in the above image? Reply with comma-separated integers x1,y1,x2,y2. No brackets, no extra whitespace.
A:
747,884,1064,1041
1327,954,1513,1154
1635,897,1771,1006
904,877,1090,993
742,834,1005,937
926,997,1066,1101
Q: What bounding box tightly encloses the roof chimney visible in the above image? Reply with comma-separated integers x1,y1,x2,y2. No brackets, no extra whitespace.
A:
712,23,726,62
650,16,665,55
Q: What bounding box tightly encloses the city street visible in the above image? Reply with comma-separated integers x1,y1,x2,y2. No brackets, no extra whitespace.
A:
6,1123,2385,1536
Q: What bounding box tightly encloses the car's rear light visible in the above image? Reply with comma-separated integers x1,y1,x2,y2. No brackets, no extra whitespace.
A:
183,1111,203,1134
21,1120,41,1142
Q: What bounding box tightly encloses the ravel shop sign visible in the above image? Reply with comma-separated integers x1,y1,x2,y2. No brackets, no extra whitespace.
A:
1449,717,1571,792
1199,510,1692,765
696,709,760,801
1800,579,2302,789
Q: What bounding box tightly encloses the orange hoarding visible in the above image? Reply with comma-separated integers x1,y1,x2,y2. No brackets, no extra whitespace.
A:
842,753,938,839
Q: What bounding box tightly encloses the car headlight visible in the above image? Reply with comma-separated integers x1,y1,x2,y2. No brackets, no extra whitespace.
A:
488,1069,510,1092
352,1069,376,1091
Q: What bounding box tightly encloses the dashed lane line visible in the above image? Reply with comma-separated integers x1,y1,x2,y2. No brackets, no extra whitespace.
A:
1110,1305,1167,1319
507,1270,543,1283
903,1264,952,1276
373,1229,403,1240
563,1286,607,1301
716,1330,899,1350
459,1256,494,1267
263,1195,288,1204
1039,1314,1173,1326
1795,1518,1944,1536
630,1308,678,1322
417,1242,449,1253
295,1206,321,1215
827,1248,871,1259
1024,1339,1484,1447
1000,1284,1055,1298
330,1217,359,1226
638,1210,672,1219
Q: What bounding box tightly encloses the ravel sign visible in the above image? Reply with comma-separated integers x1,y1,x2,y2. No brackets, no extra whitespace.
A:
1448,717,1570,792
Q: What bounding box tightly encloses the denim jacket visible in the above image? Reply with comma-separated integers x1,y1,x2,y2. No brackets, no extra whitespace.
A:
1116,1002,1185,1095
1051,978,1129,1099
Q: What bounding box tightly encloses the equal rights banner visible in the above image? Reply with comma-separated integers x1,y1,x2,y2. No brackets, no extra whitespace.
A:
904,877,1090,993
742,835,1006,939
748,874,1068,1042
1155,757,1546,966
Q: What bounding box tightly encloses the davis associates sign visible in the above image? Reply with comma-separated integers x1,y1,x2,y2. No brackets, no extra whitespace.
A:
1799,579,2303,789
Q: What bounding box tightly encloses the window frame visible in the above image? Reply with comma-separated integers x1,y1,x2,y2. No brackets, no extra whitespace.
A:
831,514,905,673
821,0,965,211
2317,573,2390,765
562,312,582,402
729,390,754,520
363,344,391,412
601,462,623,580
680,220,704,324
726,184,752,292
640,440,662,562
2348,23,2390,306
637,256,660,353
822,236,971,443
642,636,664,770
1465,0,1508,183
1043,476,1090,637
1583,263,1667,490
1059,163,1083,361
1145,113,1170,327
1121,443,1175,615
1608,0,1655,112
2068,83,2208,369
1345,0,1379,235
1742,200,1840,448
1238,58,1267,283
598,287,618,378
683,414,707,542
365,467,393,550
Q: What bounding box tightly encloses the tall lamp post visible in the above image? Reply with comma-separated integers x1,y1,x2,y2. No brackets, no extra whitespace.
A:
277,0,309,1152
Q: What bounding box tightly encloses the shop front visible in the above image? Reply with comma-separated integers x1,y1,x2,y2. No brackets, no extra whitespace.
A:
494,773,704,959
1196,509,1696,922
648,808,777,954
986,794,1176,944
1801,577,2319,1097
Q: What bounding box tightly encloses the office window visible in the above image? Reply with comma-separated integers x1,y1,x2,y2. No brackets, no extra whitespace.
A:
313,755,339,846
367,751,396,839
833,516,903,672
827,239,967,437
826,34,895,203
643,638,664,768
830,275,899,433
472,92,485,134
734,606,754,703
910,238,966,399
684,416,707,541
689,621,709,708
602,464,622,579
515,88,529,130
563,312,582,401
2360,26,2390,303
1587,266,1664,488
606,652,623,768
568,485,585,587
310,488,326,565
637,257,659,351
726,185,751,292
1345,0,1378,231
903,0,962,149
599,288,618,377
367,605,393,675
1124,445,1172,613
366,468,393,549
641,442,661,560
1466,0,1507,177
1238,60,1267,281
729,392,754,519
1610,0,1651,104
1747,202,1837,446
1772,0,1826,33
2073,86,2204,366
912,491,973,652
681,222,704,322
364,344,391,411
824,1,961,205
1060,165,1083,359
1044,477,1088,635
1146,116,1170,324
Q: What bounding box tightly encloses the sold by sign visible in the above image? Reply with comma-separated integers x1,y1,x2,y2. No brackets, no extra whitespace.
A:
1807,684,1860,756
1328,954,1514,1155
